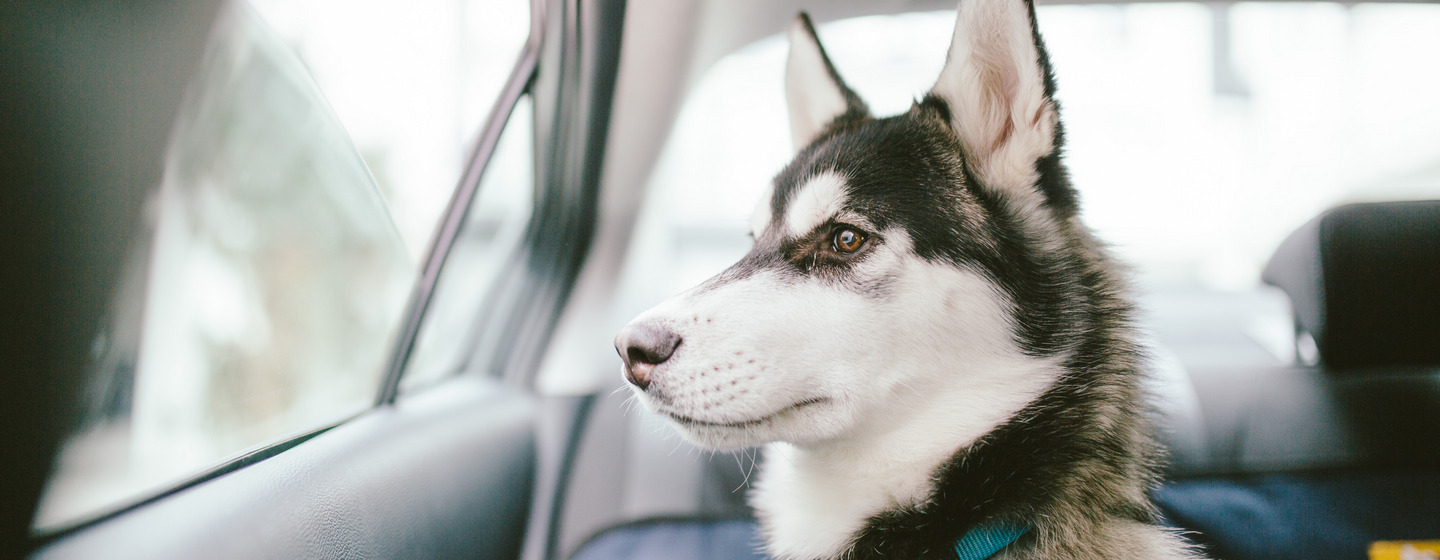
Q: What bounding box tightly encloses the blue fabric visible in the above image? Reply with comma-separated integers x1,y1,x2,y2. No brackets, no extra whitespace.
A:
954,522,1030,560
570,518,1033,560
1155,469,1440,560
569,518,766,560
572,470,1440,560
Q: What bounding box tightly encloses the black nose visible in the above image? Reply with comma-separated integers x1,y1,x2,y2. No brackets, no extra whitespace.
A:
614,323,681,390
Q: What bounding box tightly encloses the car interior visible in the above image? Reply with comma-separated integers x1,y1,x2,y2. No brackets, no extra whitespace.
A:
2,0,1436,559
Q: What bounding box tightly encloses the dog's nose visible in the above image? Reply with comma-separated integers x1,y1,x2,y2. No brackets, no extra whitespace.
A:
614,323,681,390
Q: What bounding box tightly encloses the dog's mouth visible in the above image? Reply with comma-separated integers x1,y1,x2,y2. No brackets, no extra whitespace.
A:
663,398,829,429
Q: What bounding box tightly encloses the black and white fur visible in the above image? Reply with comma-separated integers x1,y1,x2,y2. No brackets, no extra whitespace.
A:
615,0,1200,558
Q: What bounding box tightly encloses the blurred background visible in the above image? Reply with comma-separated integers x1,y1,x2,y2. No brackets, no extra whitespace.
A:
33,0,1440,538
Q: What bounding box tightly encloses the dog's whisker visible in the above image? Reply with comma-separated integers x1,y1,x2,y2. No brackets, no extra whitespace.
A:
743,448,760,490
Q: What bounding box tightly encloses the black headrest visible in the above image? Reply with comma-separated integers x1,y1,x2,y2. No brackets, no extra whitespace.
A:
1262,200,1440,369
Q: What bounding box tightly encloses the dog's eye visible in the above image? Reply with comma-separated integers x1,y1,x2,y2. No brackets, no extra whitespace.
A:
831,227,867,254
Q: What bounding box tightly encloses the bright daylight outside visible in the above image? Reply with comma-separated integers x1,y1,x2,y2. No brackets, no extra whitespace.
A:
34,0,528,532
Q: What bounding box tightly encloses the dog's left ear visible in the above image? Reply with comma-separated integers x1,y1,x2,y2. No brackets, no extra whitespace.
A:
786,12,869,151
930,0,1057,194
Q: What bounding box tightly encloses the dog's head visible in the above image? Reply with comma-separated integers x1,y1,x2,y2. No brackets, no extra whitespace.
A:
617,0,1079,450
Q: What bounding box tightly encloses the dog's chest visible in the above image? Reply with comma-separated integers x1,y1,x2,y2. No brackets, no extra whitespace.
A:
749,443,940,560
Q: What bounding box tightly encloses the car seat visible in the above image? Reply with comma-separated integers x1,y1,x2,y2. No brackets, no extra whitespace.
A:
1154,200,1440,559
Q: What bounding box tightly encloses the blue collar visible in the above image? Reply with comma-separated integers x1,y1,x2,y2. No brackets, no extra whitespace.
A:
953,522,1030,560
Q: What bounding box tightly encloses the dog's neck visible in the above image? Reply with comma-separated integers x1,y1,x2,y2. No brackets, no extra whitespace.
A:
748,356,1061,560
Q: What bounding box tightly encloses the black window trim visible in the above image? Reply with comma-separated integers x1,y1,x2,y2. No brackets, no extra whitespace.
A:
463,0,626,388
30,415,352,542
379,0,626,395
374,0,545,406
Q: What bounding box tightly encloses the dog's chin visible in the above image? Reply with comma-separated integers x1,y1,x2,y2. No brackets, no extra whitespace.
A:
665,423,765,450
651,398,837,450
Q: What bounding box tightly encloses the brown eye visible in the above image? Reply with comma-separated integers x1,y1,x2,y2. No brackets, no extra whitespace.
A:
832,227,866,253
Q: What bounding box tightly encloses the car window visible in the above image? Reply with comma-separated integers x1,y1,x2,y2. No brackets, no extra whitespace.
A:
609,3,1440,378
250,0,532,258
35,0,536,533
31,4,413,532
402,96,536,392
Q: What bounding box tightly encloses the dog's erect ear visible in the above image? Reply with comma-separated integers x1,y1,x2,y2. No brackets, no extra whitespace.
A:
786,13,868,151
930,0,1057,194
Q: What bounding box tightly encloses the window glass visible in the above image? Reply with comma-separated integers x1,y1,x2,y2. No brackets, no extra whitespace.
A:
33,4,412,531
250,0,532,257
611,3,1440,379
403,96,535,392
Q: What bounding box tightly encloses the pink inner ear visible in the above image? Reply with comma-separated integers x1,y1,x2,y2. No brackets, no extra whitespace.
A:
971,65,1019,159
992,116,1015,157
931,0,1055,172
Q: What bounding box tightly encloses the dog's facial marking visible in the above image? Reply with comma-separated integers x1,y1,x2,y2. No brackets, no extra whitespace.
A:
772,186,883,280
783,172,848,238
776,220,880,283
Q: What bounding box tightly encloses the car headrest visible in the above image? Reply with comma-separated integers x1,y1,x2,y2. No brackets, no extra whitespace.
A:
1262,200,1440,369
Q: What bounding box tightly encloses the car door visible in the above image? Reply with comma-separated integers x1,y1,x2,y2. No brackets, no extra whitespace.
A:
0,0,625,557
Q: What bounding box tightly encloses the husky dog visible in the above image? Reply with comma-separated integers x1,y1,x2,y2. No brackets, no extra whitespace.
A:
615,0,1199,558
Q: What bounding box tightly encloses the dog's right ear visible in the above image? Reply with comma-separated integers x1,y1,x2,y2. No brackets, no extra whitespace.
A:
786,13,869,151
928,0,1057,196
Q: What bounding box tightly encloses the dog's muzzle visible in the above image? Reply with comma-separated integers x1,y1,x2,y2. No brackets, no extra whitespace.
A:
614,322,681,390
